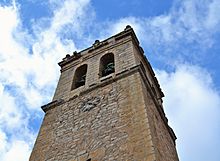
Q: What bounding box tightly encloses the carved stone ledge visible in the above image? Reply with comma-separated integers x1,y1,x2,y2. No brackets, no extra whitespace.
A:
41,99,64,112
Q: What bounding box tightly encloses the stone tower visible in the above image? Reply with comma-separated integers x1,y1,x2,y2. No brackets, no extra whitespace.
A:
30,26,179,161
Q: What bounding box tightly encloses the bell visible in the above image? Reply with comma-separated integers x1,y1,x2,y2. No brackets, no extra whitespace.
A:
103,62,115,76
76,74,86,87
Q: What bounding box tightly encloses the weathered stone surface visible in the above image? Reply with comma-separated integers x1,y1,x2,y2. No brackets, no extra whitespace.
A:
30,26,179,161
80,96,101,112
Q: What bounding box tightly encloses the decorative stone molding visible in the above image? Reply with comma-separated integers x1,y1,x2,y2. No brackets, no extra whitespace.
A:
80,96,101,112
88,40,109,53
58,51,81,67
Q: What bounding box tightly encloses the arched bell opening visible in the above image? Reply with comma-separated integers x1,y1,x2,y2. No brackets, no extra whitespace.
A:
99,53,115,77
72,64,88,90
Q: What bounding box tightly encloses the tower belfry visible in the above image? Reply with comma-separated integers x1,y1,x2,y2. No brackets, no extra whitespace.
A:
30,26,179,161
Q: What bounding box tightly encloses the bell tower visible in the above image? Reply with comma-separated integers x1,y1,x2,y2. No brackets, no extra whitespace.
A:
30,26,179,161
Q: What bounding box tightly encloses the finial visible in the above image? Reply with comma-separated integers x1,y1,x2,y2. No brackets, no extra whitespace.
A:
93,40,100,46
124,25,132,31
95,40,100,44
73,51,78,56
62,54,70,61
93,40,101,48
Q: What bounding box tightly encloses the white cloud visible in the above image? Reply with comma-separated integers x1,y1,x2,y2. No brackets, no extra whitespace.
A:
156,64,220,161
0,0,93,160
104,17,144,37
106,0,220,63
2,140,31,161
0,129,7,154
0,3,20,57
0,0,93,111
0,126,34,161
206,0,220,30
0,84,23,129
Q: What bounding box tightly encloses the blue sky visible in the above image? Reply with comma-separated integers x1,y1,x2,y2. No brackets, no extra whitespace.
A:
0,0,220,160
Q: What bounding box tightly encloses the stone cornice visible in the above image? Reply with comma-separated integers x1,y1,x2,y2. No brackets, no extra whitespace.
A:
59,36,133,73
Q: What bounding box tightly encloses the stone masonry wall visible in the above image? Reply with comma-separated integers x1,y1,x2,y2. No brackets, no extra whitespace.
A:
140,76,179,161
30,72,157,161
